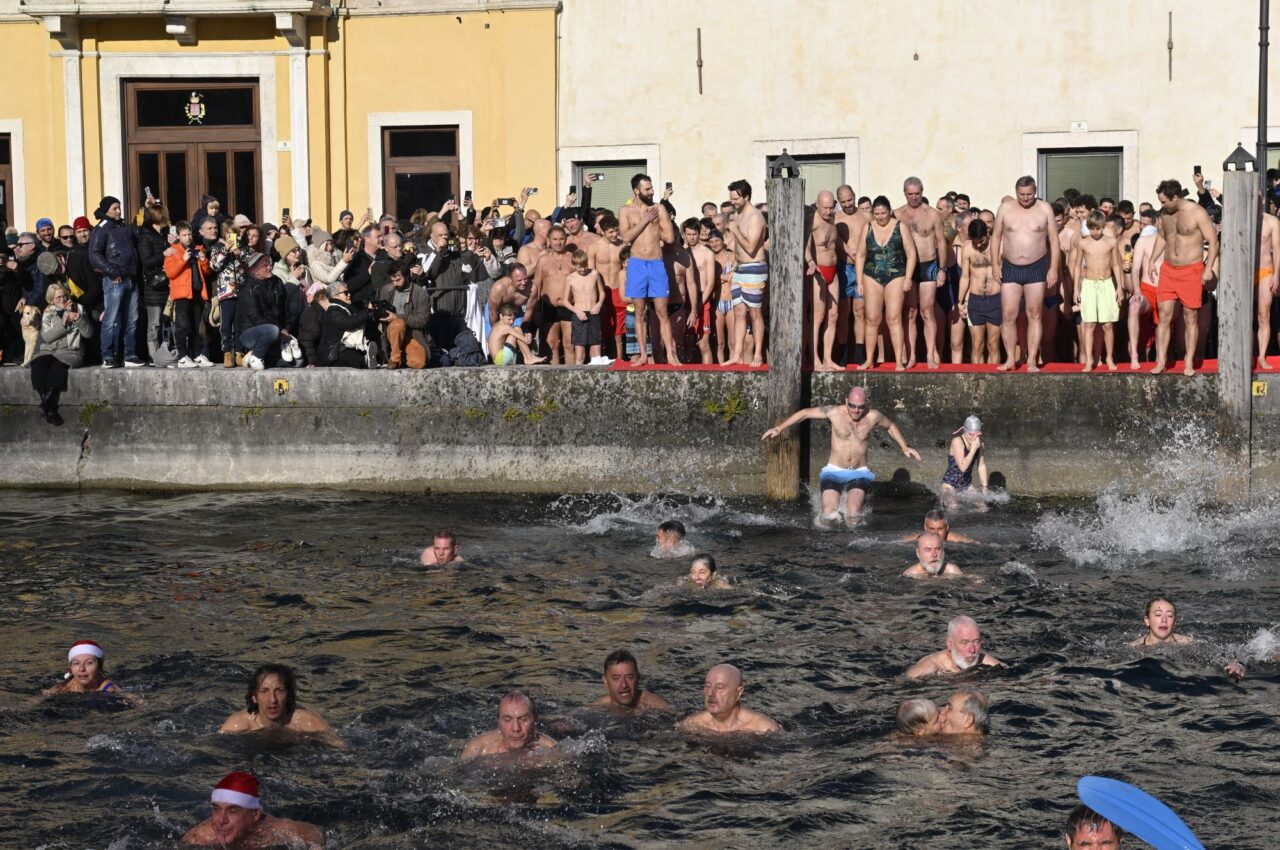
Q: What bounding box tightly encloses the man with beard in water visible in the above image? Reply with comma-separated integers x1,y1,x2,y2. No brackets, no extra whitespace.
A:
589,649,672,713
220,664,343,747
678,663,782,734
901,532,966,579
462,690,557,758
761,386,920,528
905,615,1003,677
181,771,323,849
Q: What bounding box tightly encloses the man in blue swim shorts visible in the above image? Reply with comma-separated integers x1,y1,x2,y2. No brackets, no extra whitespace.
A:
761,385,921,528
991,175,1062,372
619,173,678,365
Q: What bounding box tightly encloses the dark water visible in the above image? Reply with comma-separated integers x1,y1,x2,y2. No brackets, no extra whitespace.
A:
2,484,1279,849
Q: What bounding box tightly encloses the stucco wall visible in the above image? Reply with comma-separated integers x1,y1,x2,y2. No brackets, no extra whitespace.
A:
557,0,1273,210
0,368,1270,499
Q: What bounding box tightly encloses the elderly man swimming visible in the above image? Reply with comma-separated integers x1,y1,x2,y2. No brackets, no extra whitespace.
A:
678,663,782,734
906,615,1004,677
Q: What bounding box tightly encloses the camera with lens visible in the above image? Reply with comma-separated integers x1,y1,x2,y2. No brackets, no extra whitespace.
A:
370,299,396,318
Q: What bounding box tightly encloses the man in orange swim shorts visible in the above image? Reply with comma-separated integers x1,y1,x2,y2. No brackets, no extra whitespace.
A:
1152,179,1218,376
1256,208,1280,369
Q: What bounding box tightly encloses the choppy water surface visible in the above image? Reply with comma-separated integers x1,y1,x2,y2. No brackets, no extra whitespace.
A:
2,483,1279,849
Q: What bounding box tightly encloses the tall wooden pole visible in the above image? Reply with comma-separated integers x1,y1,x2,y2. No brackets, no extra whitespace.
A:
1217,158,1260,500
764,171,805,499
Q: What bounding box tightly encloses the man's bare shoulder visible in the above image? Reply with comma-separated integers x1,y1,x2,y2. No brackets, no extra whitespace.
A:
739,707,783,733
289,706,332,733
905,651,944,678
677,710,712,731
260,816,324,849
219,710,254,732
638,689,673,710
461,729,503,758
180,820,215,845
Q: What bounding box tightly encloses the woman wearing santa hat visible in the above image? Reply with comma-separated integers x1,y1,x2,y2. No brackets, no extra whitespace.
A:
181,771,322,849
42,640,138,703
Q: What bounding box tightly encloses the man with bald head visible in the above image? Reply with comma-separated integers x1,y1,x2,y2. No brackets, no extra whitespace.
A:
901,532,965,579
834,184,870,365
807,189,841,370
906,615,1004,678
517,218,552,279
678,663,782,734
761,386,920,528
460,690,557,758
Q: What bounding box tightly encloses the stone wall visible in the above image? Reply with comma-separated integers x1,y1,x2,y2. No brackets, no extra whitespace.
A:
0,367,1273,497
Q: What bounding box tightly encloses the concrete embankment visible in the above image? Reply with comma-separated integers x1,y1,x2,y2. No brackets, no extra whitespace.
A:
0,367,1275,497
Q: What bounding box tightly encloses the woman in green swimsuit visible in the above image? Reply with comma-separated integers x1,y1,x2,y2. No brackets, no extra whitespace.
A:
856,195,918,371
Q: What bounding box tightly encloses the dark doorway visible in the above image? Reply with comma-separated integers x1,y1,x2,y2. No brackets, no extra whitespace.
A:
382,126,459,219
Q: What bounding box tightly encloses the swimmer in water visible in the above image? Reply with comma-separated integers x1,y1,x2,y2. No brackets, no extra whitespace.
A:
589,649,672,713
678,663,783,734
761,386,920,528
901,532,967,580
181,771,323,849
940,415,989,511
938,689,989,736
905,615,1004,678
420,529,464,565
1128,597,1196,647
684,553,731,590
894,697,943,737
653,519,689,558
42,640,140,704
903,508,978,544
219,664,343,747
1127,598,1258,681
1062,804,1122,850
461,690,557,758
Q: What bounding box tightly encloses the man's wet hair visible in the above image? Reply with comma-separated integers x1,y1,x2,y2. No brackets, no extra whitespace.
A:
728,179,752,200
967,218,988,240
631,173,652,191
1063,804,1123,842
603,649,638,673
246,663,298,716
500,689,534,714
953,689,989,733
1116,200,1135,214
924,509,948,524
658,519,686,539
434,530,457,545
1156,179,1184,200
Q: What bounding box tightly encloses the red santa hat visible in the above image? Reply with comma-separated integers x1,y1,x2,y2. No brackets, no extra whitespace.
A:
211,771,261,810
67,640,104,663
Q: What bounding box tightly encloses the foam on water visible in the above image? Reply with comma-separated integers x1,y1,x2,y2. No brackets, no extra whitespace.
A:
548,493,782,536
1240,627,1280,662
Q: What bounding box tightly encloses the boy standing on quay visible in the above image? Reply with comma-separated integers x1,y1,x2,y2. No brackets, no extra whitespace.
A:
1073,210,1124,372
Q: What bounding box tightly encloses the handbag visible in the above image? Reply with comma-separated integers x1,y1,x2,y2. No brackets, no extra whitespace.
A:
209,297,221,326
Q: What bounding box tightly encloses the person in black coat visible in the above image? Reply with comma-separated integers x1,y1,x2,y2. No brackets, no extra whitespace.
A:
135,204,176,366
318,281,374,367
235,252,291,369
298,285,328,366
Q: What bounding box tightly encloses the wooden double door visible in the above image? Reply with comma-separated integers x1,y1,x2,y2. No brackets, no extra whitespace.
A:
123,80,262,224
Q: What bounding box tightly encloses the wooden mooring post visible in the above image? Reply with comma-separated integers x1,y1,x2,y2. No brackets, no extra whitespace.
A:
1217,145,1261,501
764,152,806,500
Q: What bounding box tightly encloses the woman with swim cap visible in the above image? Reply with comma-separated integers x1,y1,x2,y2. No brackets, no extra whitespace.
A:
940,415,989,510
683,554,730,590
42,640,130,699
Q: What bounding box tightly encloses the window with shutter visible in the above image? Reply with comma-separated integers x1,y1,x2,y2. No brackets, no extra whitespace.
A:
765,154,845,204
574,161,648,217
1039,149,1122,201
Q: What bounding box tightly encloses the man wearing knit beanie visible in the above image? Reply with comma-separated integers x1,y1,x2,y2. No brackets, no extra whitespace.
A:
181,771,322,848
88,195,142,367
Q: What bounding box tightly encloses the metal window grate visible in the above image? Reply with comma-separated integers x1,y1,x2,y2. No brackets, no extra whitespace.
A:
574,161,647,217
1039,149,1122,201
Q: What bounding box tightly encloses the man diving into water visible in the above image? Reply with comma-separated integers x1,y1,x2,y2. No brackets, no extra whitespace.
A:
761,386,920,528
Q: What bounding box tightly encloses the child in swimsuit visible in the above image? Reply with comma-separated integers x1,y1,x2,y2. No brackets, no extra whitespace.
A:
488,301,546,367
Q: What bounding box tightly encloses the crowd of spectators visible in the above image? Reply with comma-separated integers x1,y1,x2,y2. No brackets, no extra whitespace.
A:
2,167,1277,420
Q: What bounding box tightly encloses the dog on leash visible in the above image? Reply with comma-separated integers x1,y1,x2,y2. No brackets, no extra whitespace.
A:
19,303,42,366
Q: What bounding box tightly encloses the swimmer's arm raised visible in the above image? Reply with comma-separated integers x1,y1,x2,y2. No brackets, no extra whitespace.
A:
873,413,920,460
761,406,829,441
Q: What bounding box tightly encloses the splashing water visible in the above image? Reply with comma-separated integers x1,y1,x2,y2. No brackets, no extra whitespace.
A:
547,493,783,536
1240,627,1280,662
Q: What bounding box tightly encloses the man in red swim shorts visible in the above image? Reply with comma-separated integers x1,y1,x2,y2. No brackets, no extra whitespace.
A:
1152,179,1218,376
808,190,842,371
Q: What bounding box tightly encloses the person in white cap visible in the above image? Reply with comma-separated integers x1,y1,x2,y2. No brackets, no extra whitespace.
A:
181,770,322,848
42,640,139,703
941,414,989,510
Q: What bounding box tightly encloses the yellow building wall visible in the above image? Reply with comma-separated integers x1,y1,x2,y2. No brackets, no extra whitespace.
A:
0,20,68,227
0,9,558,229
334,8,557,221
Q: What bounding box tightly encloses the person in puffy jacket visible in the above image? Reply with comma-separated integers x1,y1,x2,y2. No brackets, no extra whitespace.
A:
135,204,176,366
88,196,140,367
164,221,214,367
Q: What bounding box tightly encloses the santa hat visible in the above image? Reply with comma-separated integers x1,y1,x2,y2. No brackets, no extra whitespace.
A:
211,771,261,810
67,640,104,662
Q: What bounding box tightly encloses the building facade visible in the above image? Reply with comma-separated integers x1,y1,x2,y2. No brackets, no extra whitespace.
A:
556,0,1277,210
0,0,558,229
